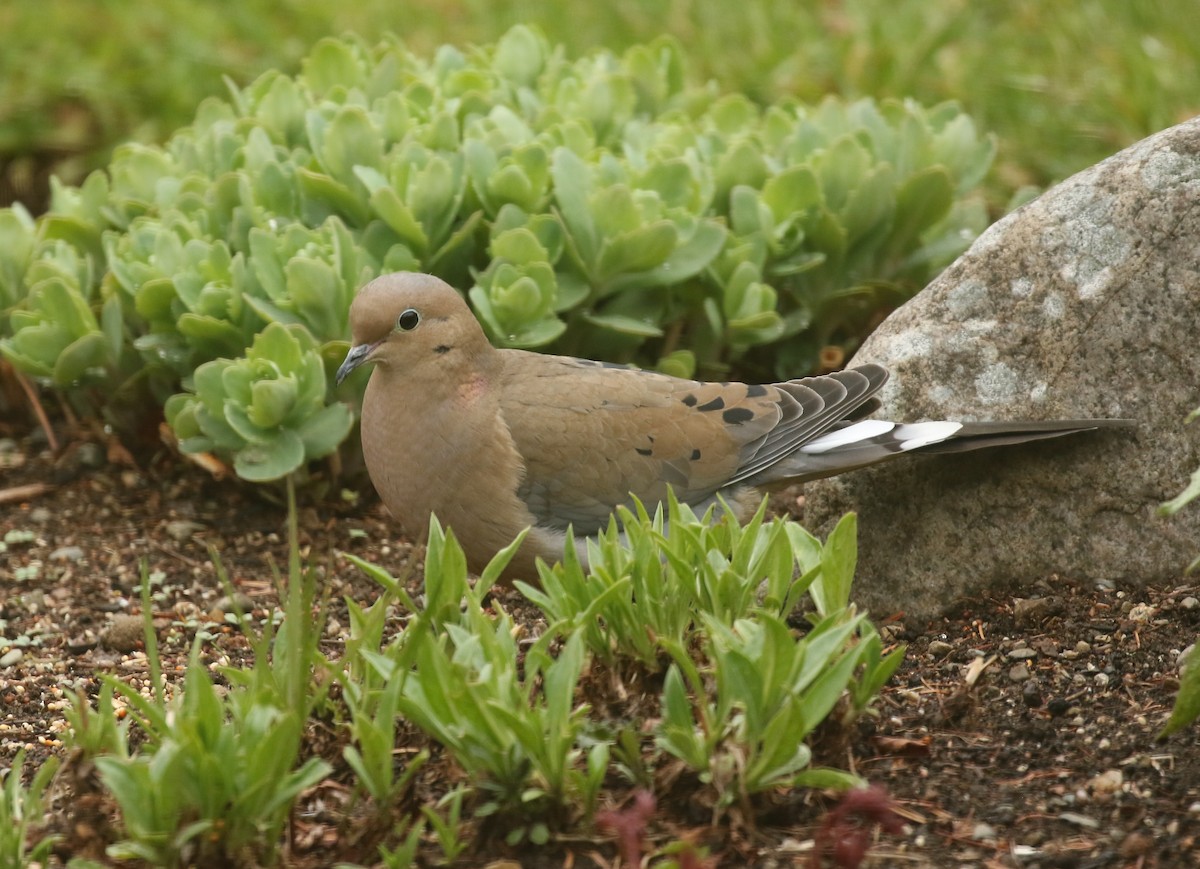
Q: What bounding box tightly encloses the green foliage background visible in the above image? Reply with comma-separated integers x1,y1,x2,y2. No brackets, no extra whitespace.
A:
2,0,1196,212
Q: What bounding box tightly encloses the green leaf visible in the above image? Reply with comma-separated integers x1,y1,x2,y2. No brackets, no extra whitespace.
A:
582,312,664,338
318,107,383,186
597,221,678,281
296,402,355,459
761,166,821,223
813,512,858,616
791,767,863,790
493,25,546,86
509,317,568,348
303,38,365,94
1160,467,1200,517
52,331,108,385
1159,641,1200,739
608,219,726,292
248,378,297,429
298,169,370,226
233,428,306,481
551,148,598,269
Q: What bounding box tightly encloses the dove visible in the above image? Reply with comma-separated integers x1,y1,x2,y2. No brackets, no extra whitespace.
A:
336,272,1133,579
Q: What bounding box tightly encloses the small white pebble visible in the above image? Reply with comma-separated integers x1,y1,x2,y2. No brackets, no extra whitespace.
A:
1127,603,1155,622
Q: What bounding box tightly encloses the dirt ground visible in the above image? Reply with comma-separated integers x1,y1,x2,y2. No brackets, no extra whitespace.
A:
2,410,1199,868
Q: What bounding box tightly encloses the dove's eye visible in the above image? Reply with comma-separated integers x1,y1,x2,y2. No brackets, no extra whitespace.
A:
396,309,420,331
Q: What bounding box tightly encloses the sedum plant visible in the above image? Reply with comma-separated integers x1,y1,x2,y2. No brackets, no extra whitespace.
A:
164,321,353,480
0,25,993,482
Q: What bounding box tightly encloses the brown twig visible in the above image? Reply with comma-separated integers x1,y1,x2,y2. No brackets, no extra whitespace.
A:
0,482,53,506
15,370,58,453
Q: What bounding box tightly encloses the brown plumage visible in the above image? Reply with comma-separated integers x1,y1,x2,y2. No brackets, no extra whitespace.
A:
337,272,1134,578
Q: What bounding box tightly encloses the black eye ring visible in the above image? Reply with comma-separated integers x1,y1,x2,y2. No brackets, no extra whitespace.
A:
397,308,420,331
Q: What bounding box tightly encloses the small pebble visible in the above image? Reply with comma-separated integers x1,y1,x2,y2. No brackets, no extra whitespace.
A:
1058,811,1099,829
1008,663,1032,682
1047,698,1071,717
1008,647,1038,660
66,636,99,655
0,648,23,668
76,442,104,468
50,545,85,562
972,822,997,841
1089,769,1123,795
1181,596,1199,611
928,640,953,656
166,520,205,542
1094,672,1110,687
1022,680,1043,707
29,507,51,523
209,593,256,622
1127,603,1155,622
1075,640,1091,653
1013,597,1054,622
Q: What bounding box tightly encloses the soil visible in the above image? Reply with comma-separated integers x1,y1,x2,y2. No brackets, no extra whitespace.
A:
2,408,1200,868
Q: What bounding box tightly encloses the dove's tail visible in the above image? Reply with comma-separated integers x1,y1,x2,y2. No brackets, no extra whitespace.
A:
760,417,1136,484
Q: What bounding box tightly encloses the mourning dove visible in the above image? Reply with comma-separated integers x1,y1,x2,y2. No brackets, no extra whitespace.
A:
337,272,1133,579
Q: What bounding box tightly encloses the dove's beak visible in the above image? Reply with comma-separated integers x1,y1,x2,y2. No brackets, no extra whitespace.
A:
336,341,379,385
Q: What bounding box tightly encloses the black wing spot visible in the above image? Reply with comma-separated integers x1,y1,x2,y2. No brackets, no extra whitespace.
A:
698,396,725,412
682,393,698,407
722,407,755,425
746,384,768,397
691,448,702,460
636,447,653,456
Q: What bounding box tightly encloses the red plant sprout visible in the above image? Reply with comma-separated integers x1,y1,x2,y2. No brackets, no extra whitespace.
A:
810,785,904,868
597,790,656,865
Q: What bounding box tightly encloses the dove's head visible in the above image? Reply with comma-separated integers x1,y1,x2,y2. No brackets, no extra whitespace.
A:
337,272,493,385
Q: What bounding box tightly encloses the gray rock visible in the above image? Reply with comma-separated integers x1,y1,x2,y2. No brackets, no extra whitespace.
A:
805,117,1200,623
